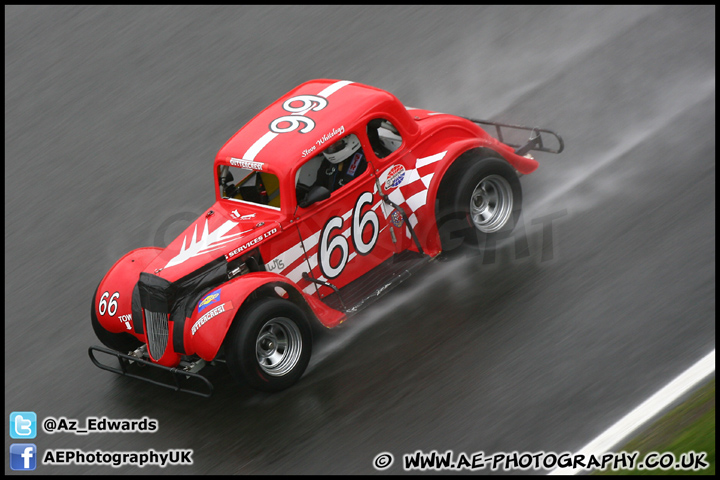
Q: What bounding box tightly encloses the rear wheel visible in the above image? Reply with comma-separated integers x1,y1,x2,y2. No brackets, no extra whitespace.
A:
226,297,312,393
438,157,522,253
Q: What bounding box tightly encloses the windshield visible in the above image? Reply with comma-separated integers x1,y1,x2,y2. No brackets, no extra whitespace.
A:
218,165,281,209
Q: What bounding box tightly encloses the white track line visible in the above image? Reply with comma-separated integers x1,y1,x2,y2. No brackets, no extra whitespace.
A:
549,349,715,475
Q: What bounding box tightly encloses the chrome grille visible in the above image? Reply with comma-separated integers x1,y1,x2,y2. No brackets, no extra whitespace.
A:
144,309,169,360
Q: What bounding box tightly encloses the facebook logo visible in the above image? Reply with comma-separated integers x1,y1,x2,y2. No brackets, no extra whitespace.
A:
10,412,37,439
10,444,37,471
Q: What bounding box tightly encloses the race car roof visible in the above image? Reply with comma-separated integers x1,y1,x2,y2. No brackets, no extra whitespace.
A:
215,79,418,174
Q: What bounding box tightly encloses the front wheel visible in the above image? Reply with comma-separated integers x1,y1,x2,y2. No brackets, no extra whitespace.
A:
438,157,522,252
226,297,312,393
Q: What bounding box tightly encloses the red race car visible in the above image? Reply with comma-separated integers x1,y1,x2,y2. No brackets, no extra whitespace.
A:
89,79,563,396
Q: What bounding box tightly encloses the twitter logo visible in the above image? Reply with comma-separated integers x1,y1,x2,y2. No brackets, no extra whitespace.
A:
10,412,37,439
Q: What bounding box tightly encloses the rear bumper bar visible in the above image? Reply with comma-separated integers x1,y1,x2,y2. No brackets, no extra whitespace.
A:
88,345,213,398
465,117,565,155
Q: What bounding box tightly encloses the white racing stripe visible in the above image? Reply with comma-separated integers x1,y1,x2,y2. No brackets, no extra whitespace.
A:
243,131,278,161
286,261,310,284
420,173,434,188
267,230,322,274
401,168,420,187
406,189,428,213
387,188,405,206
416,150,447,168
317,80,353,98
548,349,716,475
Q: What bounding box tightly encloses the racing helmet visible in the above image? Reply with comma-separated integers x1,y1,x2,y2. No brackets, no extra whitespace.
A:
323,134,361,164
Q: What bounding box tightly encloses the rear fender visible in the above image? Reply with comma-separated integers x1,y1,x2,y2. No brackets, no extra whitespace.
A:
417,138,530,255
185,272,344,361
95,247,162,337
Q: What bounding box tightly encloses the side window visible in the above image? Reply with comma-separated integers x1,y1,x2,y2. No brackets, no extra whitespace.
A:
366,118,403,158
295,133,368,205
295,155,324,204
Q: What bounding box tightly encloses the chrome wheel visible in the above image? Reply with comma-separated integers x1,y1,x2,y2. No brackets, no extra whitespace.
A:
255,317,303,377
469,174,514,233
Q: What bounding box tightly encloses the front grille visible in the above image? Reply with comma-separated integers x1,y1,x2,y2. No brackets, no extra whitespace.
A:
144,309,169,360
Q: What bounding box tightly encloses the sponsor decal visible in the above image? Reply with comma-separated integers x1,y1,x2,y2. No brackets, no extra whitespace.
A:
117,314,133,330
198,289,221,313
191,301,233,336
390,209,404,228
225,227,278,260
265,258,285,273
230,158,264,170
347,152,363,176
383,165,405,192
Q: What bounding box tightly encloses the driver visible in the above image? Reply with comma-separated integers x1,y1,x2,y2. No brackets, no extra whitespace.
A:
314,133,367,192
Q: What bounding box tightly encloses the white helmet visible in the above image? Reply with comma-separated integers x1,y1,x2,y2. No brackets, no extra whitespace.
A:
323,134,361,164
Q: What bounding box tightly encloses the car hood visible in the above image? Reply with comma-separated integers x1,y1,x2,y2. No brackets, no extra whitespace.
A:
144,201,282,283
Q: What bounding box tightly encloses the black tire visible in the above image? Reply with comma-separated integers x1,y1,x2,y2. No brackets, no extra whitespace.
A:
90,284,142,353
437,157,522,254
226,297,312,393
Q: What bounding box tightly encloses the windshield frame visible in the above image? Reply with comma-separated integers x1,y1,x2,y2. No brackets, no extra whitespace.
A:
217,165,282,211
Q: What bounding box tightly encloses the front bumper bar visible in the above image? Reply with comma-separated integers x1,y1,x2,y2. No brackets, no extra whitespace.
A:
88,345,213,398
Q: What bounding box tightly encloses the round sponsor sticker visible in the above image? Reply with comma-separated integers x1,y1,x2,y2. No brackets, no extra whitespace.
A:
198,289,221,312
390,209,403,228
383,165,405,192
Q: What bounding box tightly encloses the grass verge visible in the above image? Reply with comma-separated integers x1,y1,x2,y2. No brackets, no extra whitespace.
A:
595,378,714,475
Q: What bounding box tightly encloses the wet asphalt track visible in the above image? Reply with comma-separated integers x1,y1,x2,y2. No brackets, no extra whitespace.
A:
5,5,715,475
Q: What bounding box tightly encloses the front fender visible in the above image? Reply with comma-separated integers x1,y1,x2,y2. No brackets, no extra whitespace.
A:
94,247,162,336
184,272,344,361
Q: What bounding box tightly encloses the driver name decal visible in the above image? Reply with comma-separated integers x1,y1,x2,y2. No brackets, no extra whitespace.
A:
315,125,345,148
303,125,346,158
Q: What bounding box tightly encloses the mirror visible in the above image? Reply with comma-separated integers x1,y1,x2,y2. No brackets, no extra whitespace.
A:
298,185,331,208
221,170,234,185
